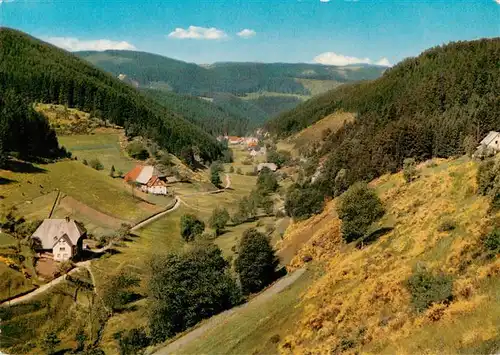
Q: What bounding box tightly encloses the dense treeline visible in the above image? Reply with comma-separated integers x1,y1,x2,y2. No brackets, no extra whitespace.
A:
140,89,251,136
269,38,500,196
0,90,63,163
246,95,303,118
212,93,269,127
77,50,386,96
0,28,223,162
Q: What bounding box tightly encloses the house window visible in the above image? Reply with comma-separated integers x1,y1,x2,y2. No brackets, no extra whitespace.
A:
60,247,65,251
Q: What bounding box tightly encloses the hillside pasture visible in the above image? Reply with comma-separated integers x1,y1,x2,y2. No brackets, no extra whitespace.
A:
0,160,160,224
58,132,136,176
277,110,355,155
295,78,343,96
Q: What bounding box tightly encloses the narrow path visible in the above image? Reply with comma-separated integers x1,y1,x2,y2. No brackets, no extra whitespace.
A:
3,260,91,306
224,173,231,189
153,268,306,355
131,197,180,231
1,198,181,307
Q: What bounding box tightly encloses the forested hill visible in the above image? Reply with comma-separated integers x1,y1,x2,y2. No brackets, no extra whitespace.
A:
76,50,387,96
0,28,223,162
140,89,252,136
269,38,500,196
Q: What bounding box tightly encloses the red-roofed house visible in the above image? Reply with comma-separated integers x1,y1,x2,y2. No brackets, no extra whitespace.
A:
124,165,168,195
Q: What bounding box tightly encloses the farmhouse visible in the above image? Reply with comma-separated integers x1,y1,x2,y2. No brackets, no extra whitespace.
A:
31,218,87,261
124,165,169,195
476,131,500,155
257,162,278,172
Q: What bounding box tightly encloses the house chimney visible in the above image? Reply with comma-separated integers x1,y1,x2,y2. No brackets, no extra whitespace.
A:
65,216,70,223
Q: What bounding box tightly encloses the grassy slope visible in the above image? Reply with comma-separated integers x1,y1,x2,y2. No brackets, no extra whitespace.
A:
0,269,105,355
174,157,500,355
295,78,343,97
176,267,317,355
0,160,157,223
277,157,500,354
277,110,355,156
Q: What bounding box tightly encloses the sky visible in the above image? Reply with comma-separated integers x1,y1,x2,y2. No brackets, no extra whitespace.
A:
0,0,499,66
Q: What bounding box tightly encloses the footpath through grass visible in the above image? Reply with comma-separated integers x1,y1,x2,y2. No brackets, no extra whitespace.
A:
174,267,316,355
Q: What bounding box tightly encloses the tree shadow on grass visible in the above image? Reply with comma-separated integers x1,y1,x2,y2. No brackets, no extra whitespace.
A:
0,176,17,185
356,227,394,249
3,160,47,174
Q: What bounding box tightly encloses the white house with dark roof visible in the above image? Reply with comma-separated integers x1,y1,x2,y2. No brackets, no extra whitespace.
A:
31,218,87,261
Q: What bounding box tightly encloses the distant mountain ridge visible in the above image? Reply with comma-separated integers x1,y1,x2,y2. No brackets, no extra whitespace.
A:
76,50,387,96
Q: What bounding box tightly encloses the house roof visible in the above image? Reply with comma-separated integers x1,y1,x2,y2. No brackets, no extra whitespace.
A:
32,219,86,250
124,165,143,182
146,176,167,187
53,233,73,248
257,163,278,172
480,131,500,146
124,165,161,185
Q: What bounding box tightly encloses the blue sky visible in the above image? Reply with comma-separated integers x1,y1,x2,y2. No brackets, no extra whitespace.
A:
0,0,499,66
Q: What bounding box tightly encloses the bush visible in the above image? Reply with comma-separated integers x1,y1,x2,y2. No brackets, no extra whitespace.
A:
477,158,496,195
337,182,384,243
437,219,456,232
235,228,279,294
406,270,454,312
148,244,241,342
403,158,418,183
41,331,60,355
180,214,205,242
210,168,222,188
114,328,150,355
242,157,253,165
285,185,325,220
257,167,279,193
82,159,88,166
127,141,150,160
89,158,104,171
484,229,500,254
209,207,230,236
267,149,291,168
229,166,235,173
236,167,243,175
102,271,140,312
476,157,500,209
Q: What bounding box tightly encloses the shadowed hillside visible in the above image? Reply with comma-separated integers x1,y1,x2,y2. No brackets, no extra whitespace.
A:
0,28,223,162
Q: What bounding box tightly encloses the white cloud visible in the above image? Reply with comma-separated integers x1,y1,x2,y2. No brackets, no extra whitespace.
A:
168,26,228,40
320,0,330,2
237,29,256,39
375,57,392,67
0,0,16,4
44,37,136,51
313,52,392,67
495,0,500,4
